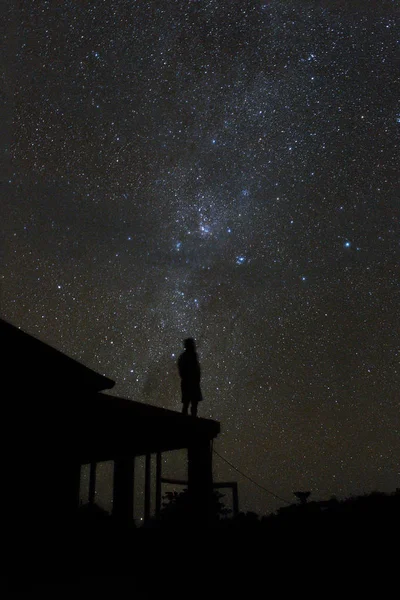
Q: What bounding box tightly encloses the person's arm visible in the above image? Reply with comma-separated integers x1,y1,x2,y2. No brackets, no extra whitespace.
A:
196,360,201,383
178,354,185,378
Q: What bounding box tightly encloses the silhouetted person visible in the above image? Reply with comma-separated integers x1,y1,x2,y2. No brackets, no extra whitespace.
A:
178,338,202,417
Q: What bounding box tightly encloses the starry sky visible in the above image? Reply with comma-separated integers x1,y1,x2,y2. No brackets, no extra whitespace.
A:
3,0,399,515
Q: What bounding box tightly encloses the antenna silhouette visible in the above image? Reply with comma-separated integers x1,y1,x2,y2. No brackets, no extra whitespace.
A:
293,491,311,505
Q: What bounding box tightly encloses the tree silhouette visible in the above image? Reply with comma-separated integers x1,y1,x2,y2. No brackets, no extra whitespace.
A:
158,488,231,526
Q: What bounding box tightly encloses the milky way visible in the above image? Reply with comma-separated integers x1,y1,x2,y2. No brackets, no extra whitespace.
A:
3,0,399,515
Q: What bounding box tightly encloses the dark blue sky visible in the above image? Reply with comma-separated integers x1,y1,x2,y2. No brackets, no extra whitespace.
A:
3,0,399,515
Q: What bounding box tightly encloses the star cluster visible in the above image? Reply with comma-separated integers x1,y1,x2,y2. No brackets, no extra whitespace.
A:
3,0,399,514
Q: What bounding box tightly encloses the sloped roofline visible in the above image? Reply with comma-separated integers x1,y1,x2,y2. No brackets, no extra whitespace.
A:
1,317,115,392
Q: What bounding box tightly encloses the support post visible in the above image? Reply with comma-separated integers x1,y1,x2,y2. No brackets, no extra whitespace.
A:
156,452,162,519
112,457,135,522
188,439,213,523
144,453,151,522
61,459,81,515
89,462,96,505
232,482,239,517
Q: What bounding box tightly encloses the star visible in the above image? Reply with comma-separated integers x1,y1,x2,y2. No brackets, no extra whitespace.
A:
5,0,398,519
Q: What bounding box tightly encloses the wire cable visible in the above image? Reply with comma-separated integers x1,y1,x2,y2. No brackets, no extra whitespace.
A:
213,447,292,505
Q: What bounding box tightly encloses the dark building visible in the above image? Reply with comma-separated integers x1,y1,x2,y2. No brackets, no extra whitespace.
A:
4,318,220,528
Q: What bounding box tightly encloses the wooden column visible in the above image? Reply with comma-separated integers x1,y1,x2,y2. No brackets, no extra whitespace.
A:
155,452,162,519
144,453,151,522
232,482,239,517
112,457,134,521
89,462,96,505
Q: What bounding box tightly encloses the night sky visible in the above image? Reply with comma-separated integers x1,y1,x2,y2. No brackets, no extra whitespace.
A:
3,1,399,515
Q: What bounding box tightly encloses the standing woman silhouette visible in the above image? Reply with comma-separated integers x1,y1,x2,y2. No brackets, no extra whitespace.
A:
178,338,203,417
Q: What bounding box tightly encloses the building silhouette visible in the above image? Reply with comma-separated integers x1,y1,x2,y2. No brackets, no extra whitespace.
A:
4,318,220,529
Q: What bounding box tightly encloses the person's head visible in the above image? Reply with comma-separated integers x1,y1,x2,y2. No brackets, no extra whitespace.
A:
183,337,196,351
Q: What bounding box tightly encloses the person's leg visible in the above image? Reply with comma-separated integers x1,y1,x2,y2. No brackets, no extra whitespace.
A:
182,402,189,415
191,402,198,417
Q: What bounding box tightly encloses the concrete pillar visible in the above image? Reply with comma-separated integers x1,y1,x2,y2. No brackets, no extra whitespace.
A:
58,459,81,515
188,439,213,522
112,457,134,521
34,457,81,528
